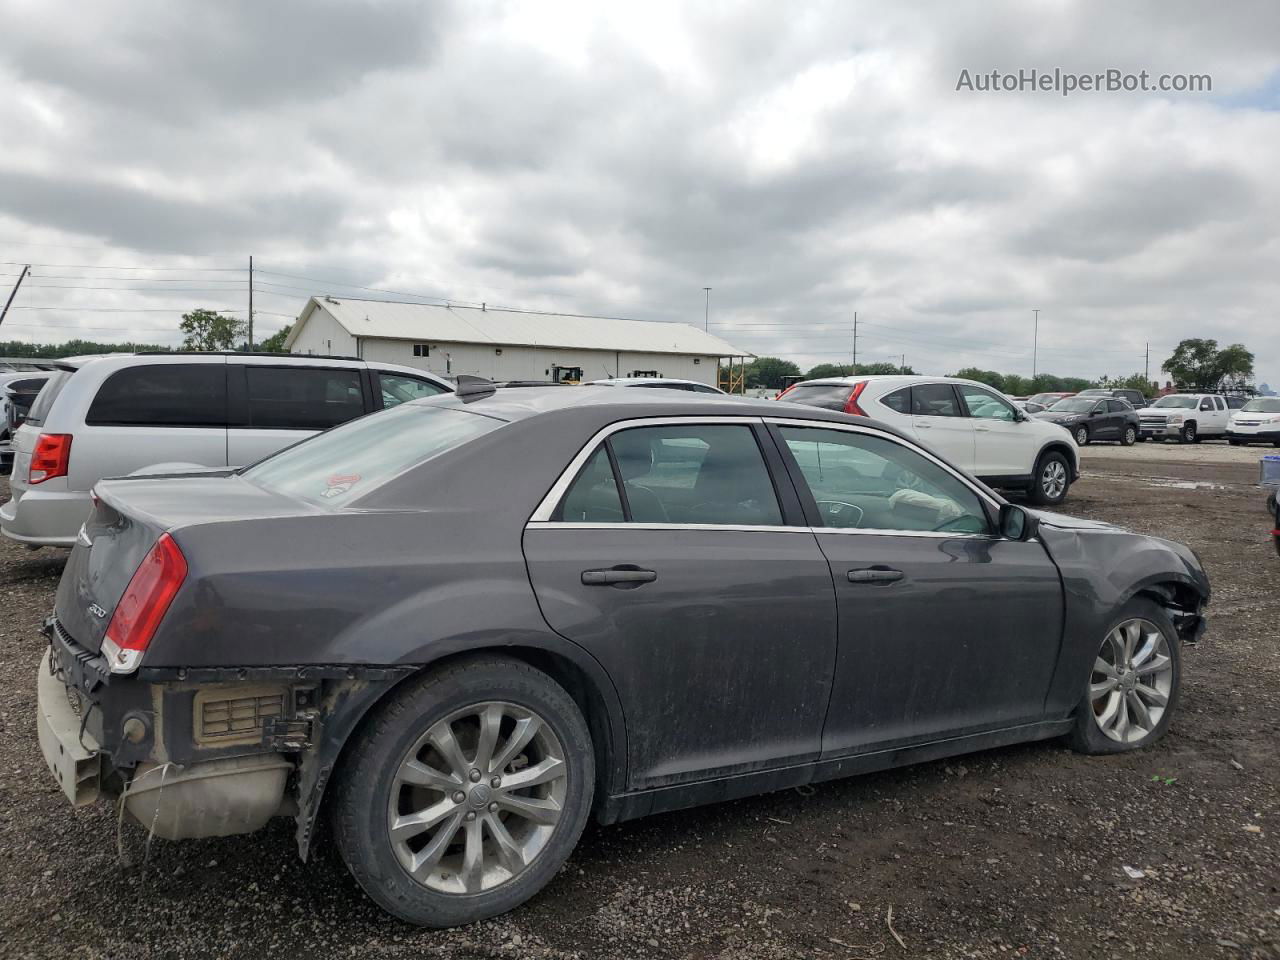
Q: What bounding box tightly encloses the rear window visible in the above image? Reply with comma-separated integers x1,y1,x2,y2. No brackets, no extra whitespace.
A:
86,364,227,427
245,366,365,430
780,383,853,410
22,371,72,427
242,403,503,508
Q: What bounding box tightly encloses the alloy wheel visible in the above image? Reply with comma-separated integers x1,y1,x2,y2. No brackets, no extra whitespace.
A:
1090,618,1174,744
1182,423,1197,443
1124,426,1136,445
388,701,568,894
1040,459,1068,500
1074,426,1089,446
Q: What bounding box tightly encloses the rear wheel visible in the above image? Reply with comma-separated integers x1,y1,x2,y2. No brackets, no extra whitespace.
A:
1180,422,1198,444
1121,425,1137,446
1029,451,1071,506
1068,598,1181,755
1228,439,1242,446
332,657,595,927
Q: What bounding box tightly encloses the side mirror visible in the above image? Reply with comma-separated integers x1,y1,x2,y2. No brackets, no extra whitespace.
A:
999,503,1039,541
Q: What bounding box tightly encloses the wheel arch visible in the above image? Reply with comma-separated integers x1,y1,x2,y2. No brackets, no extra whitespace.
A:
1131,578,1209,646
294,639,627,862
1036,439,1079,479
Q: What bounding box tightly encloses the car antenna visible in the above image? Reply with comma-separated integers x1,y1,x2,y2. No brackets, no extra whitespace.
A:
454,374,497,402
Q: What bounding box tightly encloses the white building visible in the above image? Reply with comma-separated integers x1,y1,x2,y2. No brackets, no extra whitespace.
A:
285,297,749,387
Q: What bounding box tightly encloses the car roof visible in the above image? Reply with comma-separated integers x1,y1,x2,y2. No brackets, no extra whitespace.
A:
586,377,713,387
790,374,1000,392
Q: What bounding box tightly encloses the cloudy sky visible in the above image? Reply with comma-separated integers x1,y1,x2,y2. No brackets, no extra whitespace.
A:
0,0,1277,386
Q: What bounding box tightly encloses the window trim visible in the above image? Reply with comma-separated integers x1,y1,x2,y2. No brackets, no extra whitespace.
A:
528,415,1006,540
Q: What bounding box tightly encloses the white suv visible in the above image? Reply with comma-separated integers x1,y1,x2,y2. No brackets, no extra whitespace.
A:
1,353,451,547
778,375,1080,504
1138,394,1230,443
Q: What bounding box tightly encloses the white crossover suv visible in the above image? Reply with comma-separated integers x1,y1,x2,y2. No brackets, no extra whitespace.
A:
778,375,1080,504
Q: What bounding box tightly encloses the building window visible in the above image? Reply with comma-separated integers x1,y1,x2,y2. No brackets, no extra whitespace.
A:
413,344,430,357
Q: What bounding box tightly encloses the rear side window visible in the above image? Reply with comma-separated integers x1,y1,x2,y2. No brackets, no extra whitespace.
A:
245,366,364,430
881,388,910,413
22,371,70,427
911,383,961,417
780,384,853,411
1106,400,1129,413
243,404,502,508
86,364,226,427
556,447,625,522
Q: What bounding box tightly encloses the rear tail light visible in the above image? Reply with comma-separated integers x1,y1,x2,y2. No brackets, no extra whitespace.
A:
101,533,188,674
842,381,869,417
29,433,72,484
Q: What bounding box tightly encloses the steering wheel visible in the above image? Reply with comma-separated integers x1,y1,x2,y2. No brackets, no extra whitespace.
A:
816,500,865,528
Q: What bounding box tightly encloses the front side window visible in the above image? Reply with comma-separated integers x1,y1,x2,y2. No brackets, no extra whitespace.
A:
556,424,783,526
379,372,447,408
86,364,226,427
779,426,990,535
910,383,961,417
1199,398,1213,411
958,385,1017,421
245,366,364,430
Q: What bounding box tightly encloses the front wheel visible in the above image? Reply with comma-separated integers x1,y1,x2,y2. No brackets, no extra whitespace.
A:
1180,422,1198,444
1121,425,1137,446
332,656,595,927
1073,425,1089,447
1067,598,1181,755
1028,451,1071,506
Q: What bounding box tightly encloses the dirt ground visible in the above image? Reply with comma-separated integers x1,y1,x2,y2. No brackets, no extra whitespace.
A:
1,443,1277,960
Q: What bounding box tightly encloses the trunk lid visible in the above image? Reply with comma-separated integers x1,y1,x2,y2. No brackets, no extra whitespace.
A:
54,473,314,653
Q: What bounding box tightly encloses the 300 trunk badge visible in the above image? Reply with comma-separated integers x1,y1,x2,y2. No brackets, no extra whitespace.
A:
87,603,107,620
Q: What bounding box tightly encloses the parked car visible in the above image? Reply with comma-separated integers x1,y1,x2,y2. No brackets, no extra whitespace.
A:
1138,394,1230,443
1075,387,1148,409
777,375,1080,504
1,353,451,547
0,372,53,475
1227,397,1280,446
37,384,1208,927
1013,399,1048,414
1034,396,1140,447
1027,391,1075,407
584,377,726,394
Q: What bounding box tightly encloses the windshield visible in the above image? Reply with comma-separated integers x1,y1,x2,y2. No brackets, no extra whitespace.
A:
1151,396,1198,409
1241,398,1280,413
1028,392,1066,405
242,402,504,508
1047,398,1098,413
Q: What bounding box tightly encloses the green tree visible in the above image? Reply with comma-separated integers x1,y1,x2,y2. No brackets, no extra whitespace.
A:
805,363,853,379
180,308,246,351
257,324,292,353
951,368,1006,392
745,356,802,389
1096,372,1156,394
1163,339,1254,392
859,361,914,375
0,339,169,358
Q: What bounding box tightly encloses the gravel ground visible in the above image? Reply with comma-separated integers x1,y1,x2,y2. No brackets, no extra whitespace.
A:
1,456,1277,960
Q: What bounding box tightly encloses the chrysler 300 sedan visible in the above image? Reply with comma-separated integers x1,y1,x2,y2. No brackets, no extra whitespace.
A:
37,382,1209,926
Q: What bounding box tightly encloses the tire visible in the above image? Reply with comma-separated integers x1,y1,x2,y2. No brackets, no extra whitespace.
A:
1028,450,1071,506
1067,597,1182,755
332,656,595,927
1267,492,1277,514
1121,425,1137,447
1180,422,1198,444
1228,439,1242,446
1073,425,1089,447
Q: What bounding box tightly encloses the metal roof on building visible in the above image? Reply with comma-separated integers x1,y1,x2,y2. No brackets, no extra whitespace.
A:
286,297,750,357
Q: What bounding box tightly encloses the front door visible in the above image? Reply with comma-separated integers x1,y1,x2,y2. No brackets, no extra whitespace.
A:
768,422,1063,755
955,383,1030,476
523,420,838,790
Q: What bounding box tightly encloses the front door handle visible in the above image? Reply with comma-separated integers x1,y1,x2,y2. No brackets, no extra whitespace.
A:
582,567,657,586
847,567,904,584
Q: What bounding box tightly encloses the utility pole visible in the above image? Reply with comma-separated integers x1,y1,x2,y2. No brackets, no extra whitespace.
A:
901,353,906,373
248,255,254,350
1032,308,1040,380
702,287,712,331
0,264,30,330
1145,342,1150,386
852,311,858,373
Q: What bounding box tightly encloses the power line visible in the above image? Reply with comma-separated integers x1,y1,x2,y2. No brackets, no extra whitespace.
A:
0,260,242,272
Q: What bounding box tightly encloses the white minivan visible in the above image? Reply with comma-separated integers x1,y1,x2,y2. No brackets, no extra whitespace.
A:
1,353,452,547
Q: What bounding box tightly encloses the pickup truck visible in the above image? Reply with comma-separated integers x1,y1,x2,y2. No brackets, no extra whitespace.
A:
1138,394,1230,443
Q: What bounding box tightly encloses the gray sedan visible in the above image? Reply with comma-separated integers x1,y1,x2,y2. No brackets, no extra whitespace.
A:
37,383,1209,926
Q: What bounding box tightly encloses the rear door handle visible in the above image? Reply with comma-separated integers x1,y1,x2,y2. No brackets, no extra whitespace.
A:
847,567,904,584
581,567,657,586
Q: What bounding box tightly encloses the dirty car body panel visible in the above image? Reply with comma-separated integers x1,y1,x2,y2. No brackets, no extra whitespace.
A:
37,387,1209,883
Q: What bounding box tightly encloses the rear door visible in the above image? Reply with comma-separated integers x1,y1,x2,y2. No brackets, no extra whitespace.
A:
523,418,838,790
908,383,975,470
768,420,1063,754
227,363,370,466
955,383,1029,476
69,359,229,488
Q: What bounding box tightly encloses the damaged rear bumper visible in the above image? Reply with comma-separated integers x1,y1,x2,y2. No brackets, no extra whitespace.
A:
36,648,101,806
